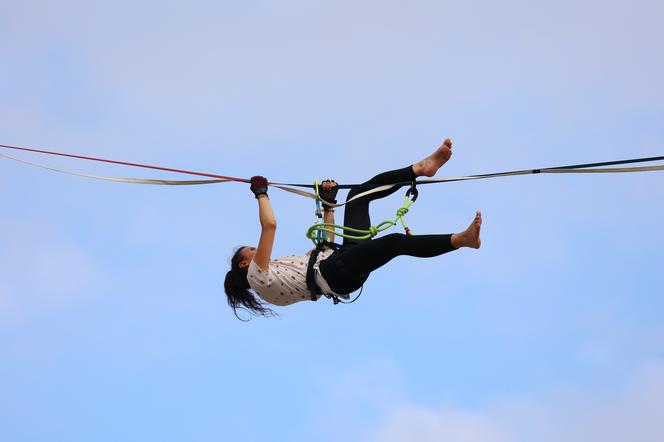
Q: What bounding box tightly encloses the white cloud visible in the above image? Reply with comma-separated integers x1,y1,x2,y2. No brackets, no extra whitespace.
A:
369,406,510,442
365,361,664,442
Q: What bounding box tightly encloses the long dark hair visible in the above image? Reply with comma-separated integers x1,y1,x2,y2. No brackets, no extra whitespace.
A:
224,247,276,320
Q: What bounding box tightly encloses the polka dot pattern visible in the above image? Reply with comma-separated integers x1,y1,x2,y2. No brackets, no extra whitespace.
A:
245,249,336,306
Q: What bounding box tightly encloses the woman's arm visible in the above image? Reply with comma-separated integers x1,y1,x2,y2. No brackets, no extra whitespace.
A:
320,180,338,244
254,195,276,272
250,176,276,272
323,208,335,243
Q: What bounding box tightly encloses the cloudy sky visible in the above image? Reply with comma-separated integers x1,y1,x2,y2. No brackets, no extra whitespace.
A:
1,1,663,441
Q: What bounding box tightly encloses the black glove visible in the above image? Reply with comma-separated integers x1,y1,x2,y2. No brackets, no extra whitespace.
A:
250,176,269,199
319,179,338,208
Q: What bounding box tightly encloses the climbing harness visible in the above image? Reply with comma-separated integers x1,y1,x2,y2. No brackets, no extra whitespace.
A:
305,240,337,303
304,180,364,305
304,240,365,305
304,180,419,305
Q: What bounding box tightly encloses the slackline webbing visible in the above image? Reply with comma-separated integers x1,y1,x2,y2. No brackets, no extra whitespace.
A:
2,143,663,208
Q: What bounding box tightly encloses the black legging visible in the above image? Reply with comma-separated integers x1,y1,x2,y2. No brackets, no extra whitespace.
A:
319,165,457,294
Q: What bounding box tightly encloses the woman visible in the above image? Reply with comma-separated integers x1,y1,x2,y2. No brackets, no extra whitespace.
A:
224,138,482,318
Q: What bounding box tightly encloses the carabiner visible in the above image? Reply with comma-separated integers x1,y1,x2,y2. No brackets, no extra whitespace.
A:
405,181,418,202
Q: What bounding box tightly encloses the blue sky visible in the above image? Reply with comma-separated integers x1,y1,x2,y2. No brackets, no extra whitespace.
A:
1,1,663,441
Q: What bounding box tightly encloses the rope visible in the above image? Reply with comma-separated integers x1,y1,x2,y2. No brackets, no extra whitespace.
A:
0,151,231,185
306,194,416,245
0,143,248,182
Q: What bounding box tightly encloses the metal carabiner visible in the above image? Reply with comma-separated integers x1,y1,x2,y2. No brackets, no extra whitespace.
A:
405,181,418,202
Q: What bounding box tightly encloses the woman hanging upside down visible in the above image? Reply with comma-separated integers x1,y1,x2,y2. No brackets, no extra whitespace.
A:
224,138,482,318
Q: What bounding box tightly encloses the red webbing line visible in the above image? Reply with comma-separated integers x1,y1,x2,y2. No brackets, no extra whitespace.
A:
0,143,250,183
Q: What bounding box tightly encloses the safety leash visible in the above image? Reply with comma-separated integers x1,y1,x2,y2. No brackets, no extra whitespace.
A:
306,181,419,245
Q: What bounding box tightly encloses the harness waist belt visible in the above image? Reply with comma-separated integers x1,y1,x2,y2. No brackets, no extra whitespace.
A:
305,241,340,303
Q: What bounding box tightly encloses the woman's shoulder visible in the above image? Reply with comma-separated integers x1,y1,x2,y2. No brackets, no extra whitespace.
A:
248,258,268,274
247,260,281,289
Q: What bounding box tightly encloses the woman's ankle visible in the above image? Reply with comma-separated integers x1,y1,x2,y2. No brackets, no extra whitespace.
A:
451,232,464,248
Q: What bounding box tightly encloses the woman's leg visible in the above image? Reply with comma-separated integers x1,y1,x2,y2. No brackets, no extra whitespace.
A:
339,232,457,274
341,165,416,245
321,211,482,294
341,139,453,245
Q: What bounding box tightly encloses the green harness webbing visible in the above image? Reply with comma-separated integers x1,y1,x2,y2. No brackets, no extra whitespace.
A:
306,181,419,245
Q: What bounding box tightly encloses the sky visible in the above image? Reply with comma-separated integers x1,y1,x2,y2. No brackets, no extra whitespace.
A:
1,0,663,441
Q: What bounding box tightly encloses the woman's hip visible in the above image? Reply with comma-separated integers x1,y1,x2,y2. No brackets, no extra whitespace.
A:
319,249,369,294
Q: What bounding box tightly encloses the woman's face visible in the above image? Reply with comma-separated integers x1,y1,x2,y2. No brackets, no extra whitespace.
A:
238,246,256,269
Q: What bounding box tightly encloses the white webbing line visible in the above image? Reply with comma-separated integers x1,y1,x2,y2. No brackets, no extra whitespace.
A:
0,151,396,205
271,183,400,207
2,152,663,206
0,152,232,185
278,164,664,207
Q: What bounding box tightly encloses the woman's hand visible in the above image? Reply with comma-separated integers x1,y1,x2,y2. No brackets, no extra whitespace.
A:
319,179,338,207
250,176,269,199
319,180,337,243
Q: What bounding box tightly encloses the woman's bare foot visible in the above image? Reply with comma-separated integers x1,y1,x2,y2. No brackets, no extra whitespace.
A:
412,138,453,177
451,211,482,249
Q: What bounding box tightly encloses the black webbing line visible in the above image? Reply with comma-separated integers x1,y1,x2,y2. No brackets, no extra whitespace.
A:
274,155,664,189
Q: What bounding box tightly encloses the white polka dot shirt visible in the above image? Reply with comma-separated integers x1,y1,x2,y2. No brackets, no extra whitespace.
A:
247,248,340,306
